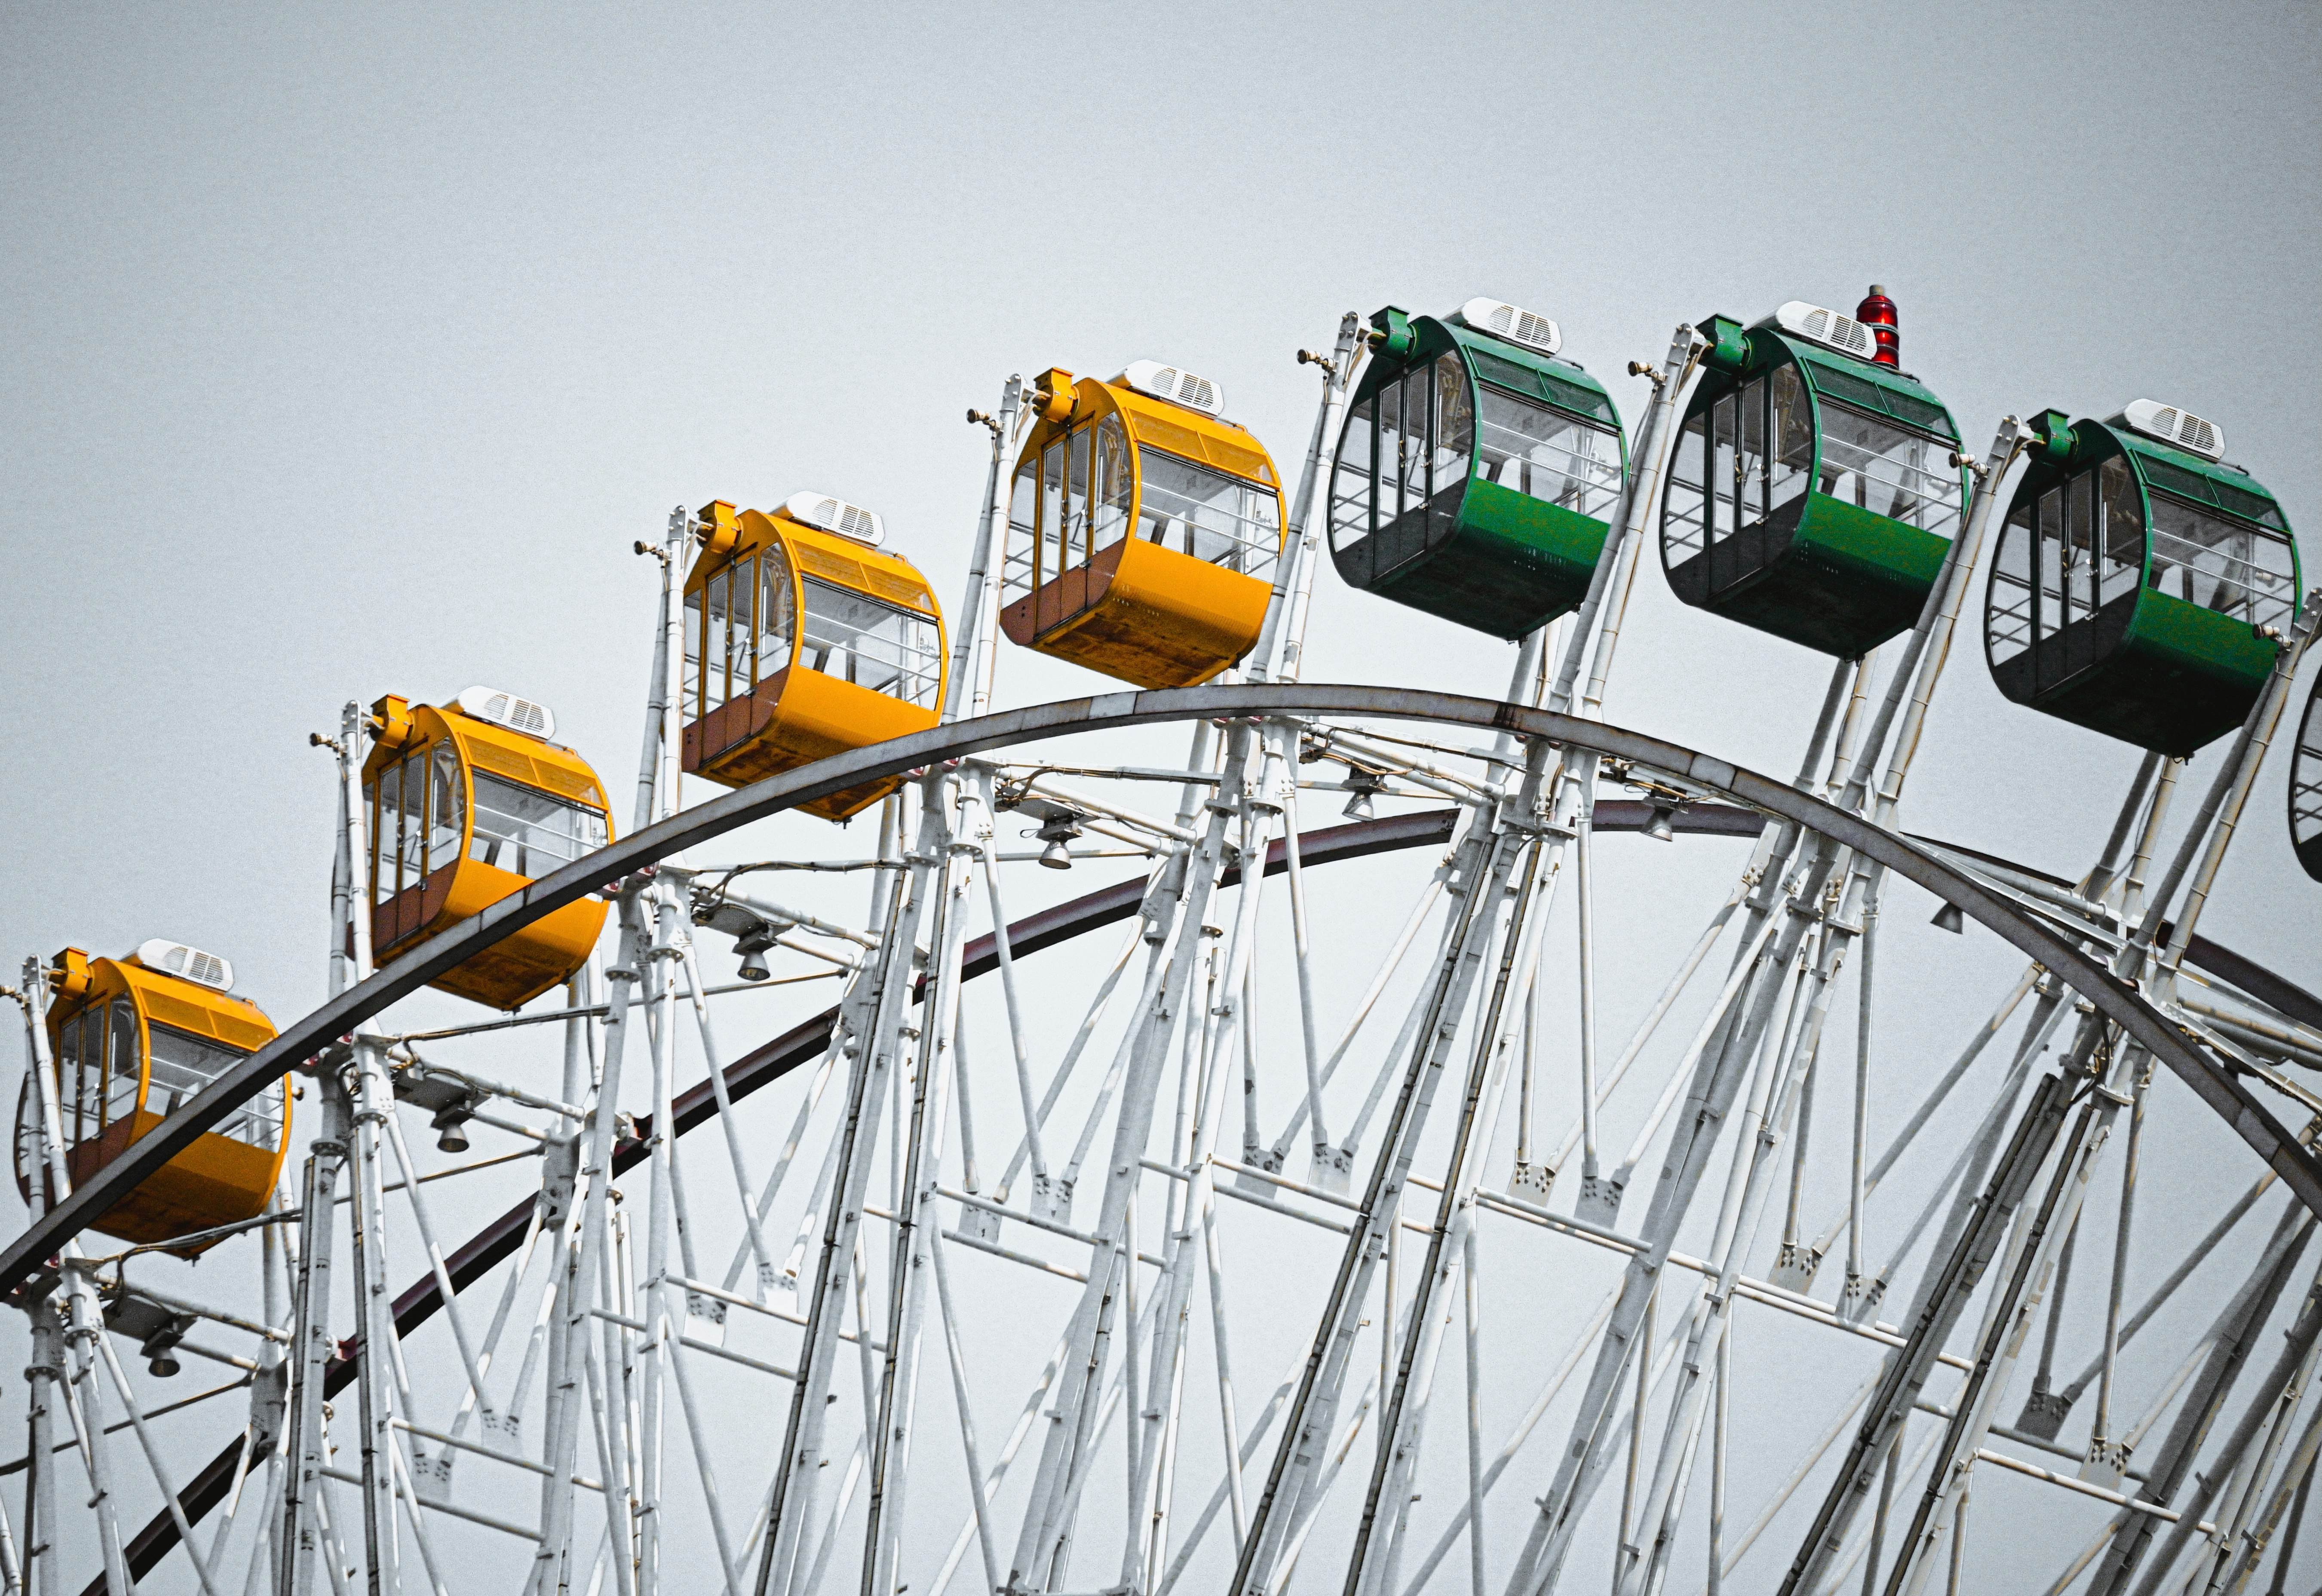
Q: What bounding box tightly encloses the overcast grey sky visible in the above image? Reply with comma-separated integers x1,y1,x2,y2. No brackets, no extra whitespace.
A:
4,1,2316,999
4,3,2319,1590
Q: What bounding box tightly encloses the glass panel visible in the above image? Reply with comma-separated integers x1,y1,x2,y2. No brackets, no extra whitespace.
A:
759,545,796,675
682,586,704,723
376,759,406,902
148,1020,276,1147
2065,473,2093,624
1432,353,1471,495
1710,393,1736,541
2147,492,2298,630
1135,451,1282,578
1092,417,1132,552
1067,428,1092,570
469,772,611,878
233,1080,285,1152
2036,488,2065,641
1737,377,1767,522
728,556,757,696
380,759,402,894
56,1009,90,1145
1988,499,2035,665
2098,457,2143,608
67,1010,93,1141
1814,401,1963,539
1379,380,1408,522
2138,454,2290,531
1003,461,1039,604
1400,370,1431,507
1770,366,1812,515
1475,387,1623,522
799,578,944,708
107,1001,140,1126
428,743,463,877
1328,397,1376,556
397,754,426,890
145,1021,236,1120
703,565,733,715
1040,441,1065,589
1664,413,1707,561
364,781,383,906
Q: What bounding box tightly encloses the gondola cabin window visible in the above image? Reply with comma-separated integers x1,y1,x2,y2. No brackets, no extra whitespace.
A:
20,946,291,1247
2147,494,2296,628
146,1021,280,1147
1816,403,1961,537
1015,416,1133,594
1658,308,1966,660
1665,371,1959,562
1009,421,1275,598
361,692,613,1009
1474,385,1621,521
369,742,463,906
690,546,800,722
1664,369,1808,561
1324,304,1629,640
55,999,138,1148
1988,458,2149,667
799,580,942,708
1982,411,2300,756
1329,354,1472,556
1133,451,1279,576
999,368,1288,689
469,773,609,875
679,498,947,821
1989,456,2295,674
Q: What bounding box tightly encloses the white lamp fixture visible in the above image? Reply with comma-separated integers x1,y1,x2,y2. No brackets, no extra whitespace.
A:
1455,298,1562,356
1121,360,1224,417
456,686,555,741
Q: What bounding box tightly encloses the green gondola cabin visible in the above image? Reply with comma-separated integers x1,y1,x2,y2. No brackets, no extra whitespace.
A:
1328,298,1628,638
1660,295,1967,660
1984,401,2298,757
2291,674,2322,883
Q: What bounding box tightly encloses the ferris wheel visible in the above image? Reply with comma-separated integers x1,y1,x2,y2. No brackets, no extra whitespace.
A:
4,287,2319,1596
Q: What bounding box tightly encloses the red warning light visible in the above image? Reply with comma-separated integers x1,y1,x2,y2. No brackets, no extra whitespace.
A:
1856,285,1899,368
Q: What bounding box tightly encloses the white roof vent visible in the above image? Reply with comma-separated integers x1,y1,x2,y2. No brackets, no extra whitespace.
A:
1772,301,1880,362
1121,360,1224,418
455,686,555,741
1455,298,1562,356
2122,399,2225,462
781,490,886,547
135,939,233,993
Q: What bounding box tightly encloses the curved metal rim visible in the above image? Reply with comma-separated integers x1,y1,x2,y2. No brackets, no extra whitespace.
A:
11,681,2317,1304
77,797,1776,1586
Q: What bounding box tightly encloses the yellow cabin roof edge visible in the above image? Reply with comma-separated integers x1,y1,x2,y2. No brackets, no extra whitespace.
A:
683,506,941,617
361,699,606,798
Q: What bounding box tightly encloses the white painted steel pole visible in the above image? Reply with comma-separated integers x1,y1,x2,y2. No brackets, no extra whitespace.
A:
345,1049,402,1596
947,376,1021,724
1254,312,1365,686
1546,324,1710,718
864,773,973,1596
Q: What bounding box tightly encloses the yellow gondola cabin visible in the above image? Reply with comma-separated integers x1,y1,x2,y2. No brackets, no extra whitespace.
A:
681,493,947,822
1002,362,1288,688
14,941,289,1250
364,688,612,1010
